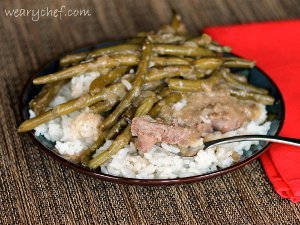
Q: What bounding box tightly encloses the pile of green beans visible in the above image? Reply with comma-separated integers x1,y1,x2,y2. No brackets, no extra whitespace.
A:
18,13,275,169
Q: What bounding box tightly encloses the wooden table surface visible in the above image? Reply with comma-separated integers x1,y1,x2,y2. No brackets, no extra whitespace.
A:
1,0,299,224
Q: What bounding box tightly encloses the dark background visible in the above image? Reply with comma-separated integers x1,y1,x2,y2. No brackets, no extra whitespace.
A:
1,0,300,224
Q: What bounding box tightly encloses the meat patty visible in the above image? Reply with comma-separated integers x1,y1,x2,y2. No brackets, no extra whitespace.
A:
131,91,261,152
163,91,256,133
131,116,206,152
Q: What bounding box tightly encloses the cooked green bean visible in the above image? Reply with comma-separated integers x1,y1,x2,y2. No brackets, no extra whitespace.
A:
90,77,131,113
90,66,129,95
229,89,275,105
207,43,231,53
59,52,89,67
82,92,155,165
80,131,107,166
36,55,204,85
127,37,144,44
142,80,164,91
149,92,183,118
148,34,186,44
166,72,221,92
106,107,136,140
161,12,187,35
89,101,116,114
100,39,152,130
146,65,195,82
34,54,140,85
228,73,248,83
157,13,187,35
81,107,136,165
18,83,126,132
133,91,157,107
137,31,149,37
158,88,172,98
135,96,158,116
88,96,157,168
194,58,223,70
222,72,269,94
30,80,67,115
194,57,255,70
151,56,192,66
153,44,214,57
187,33,212,46
170,14,188,35
60,44,140,66
88,126,132,168
88,44,140,59
59,44,214,70
223,57,255,68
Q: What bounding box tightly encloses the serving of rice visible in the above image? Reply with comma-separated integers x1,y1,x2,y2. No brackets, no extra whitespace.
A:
30,72,270,179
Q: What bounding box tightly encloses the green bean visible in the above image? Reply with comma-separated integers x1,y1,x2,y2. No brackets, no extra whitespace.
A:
90,66,129,95
18,83,126,132
145,84,166,96
59,52,89,67
88,44,140,59
146,65,195,82
90,76,131,113
106,107,136,140
81,107,135,165
81,95,157,166
36,54,202,85
194,57,254,70
88,96,157,168
147,34,186,44
153,44,214,57
88,126,132,168
158,88,172,98
207,43,231,53
137,31,149,37
60,44,140,66
142,80,164,91
80,131,107,166
187,33,212,46
223,57,255,68
194,58,223,70
166,72,221,92
151,56,192,66
89,101,116,114
58,44,214,69
149,93,183,118
30,80,67,115
127,37,144,44
133,91,156,107
157,14,187,35
222,72,269,94
100,39,152,130
170,14,188,35
229,89,275,105
135,96,158,116
34,54,140,85
228,73,248,83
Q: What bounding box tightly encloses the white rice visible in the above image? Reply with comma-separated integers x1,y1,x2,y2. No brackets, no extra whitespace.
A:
31,72,271,179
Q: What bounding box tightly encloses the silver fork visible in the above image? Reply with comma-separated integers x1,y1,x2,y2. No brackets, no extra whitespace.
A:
203,135,300,150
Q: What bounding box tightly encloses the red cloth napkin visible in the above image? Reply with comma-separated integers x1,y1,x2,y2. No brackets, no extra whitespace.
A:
204,20,300,203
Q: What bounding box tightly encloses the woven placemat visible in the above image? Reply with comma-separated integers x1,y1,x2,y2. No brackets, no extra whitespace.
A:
1,0,299,224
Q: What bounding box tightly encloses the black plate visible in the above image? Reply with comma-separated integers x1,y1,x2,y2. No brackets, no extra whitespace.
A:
20,41,285,185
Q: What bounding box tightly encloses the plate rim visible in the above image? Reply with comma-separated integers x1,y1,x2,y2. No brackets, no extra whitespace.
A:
19,40,286,186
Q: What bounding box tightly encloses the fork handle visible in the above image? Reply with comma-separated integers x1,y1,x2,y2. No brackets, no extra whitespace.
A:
204,135,300,149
